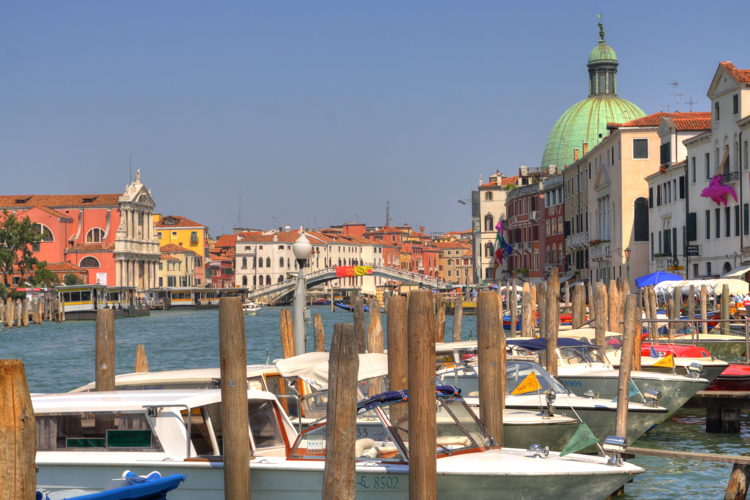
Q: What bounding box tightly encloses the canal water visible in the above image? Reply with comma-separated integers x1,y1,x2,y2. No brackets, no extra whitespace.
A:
1,305,748,498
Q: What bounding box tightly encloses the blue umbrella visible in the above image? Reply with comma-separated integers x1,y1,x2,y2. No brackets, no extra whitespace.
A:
634,270,683,288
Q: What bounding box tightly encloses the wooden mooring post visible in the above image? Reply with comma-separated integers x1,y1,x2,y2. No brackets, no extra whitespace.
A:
322,323,359,500
615,294,637,440
218,297,250,500
510,279,518,337
452,297,463,342
594,282,608,347
700,285,709,336
477,292,504,446
572,283,584,329
95,309,116,391
408,290,437,499
521,283,532,338
0,359,36,499
279,309,295,359
353,294,367,353
547,269,560,377
721,283,730,336
387,295,408,391
134,344,149,372
313,313,326,352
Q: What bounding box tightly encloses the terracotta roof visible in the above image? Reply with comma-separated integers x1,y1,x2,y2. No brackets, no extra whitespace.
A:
46,262,86,273
0,194,121,208
214,234,238,248
65,242,114,252
160,243,193,253
155,215,206,228
671,114,712,131
611,112,712,129
479,175,519,189
720,61,750,84
160,254,180,261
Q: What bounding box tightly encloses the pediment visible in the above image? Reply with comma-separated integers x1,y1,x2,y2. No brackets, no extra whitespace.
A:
708,64,740,98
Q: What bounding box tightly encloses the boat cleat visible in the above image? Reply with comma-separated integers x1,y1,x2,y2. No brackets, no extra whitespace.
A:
526,443,549,458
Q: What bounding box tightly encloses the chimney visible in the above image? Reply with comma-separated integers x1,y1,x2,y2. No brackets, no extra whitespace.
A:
582,142,589,156
573,148,580,162
419,226,425,234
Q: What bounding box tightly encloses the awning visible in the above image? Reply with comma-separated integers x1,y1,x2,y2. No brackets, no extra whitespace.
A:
274,352,388,391
722,263,750,279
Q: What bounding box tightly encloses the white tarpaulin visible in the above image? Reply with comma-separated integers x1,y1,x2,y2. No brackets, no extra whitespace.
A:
654,278,749,297
274,352,388,391
722,264,750,279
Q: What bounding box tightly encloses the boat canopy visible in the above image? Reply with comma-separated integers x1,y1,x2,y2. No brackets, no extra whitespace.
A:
356,386,461,412
722,263,750,278
654,279,749,296
507,337,592,351
274,352,388,391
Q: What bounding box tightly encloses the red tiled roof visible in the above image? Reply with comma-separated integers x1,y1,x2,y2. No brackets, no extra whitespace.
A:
155,215,206,228
671,115,712,131
611,112,712,129
65,242,114,252
160,243,193,253
46,261,86,273
720,61,750,84
479,175,518,189
0,194,121,208
214,234,238,248
160,254,180,261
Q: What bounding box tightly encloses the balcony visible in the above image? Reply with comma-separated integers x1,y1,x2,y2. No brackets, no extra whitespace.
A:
589,241,610,260
722,170,740,183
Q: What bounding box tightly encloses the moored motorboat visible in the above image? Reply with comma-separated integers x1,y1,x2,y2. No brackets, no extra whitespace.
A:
707,363,750,391
34,388,642,500
242,301,263,315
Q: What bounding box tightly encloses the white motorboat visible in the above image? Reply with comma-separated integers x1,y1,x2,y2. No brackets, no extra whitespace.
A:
560,327,730,381
34,388,643,499
437,358,668,448
242,301,263,315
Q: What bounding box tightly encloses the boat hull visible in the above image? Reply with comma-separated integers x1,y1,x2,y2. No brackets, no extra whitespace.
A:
37,449,641,500
557,370,708,422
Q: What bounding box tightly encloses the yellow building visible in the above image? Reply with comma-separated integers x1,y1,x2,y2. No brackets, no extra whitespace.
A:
158,244,197,288
153,215,208,285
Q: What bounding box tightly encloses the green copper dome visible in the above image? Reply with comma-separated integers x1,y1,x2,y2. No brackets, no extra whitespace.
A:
540,22,645,169
588,43,617,63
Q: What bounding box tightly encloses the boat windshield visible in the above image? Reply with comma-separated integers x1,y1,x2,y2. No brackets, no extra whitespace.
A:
438,360,567,396
289,397,489,462
558,345,608,365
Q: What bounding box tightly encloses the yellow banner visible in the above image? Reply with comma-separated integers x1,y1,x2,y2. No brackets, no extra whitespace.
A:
511,371,542,395
653,353,675,368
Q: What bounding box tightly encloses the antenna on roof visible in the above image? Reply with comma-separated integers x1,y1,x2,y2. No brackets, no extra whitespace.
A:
668,81,683,111
129,155,132,183
236,192,242,228
686,96,697,112
385,200,391,227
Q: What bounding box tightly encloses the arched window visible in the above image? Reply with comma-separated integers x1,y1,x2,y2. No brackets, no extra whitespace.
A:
253,276,257,287
242,257,247,269
484,214,494,231
86,228,105,243
266,275,271,286
266,257,271,267
485,191,493,201
485,242,494,258
80,256,100,268
278,275,284,283
633,198,649,241
242,276,248,286
253,256,257,268
258,257,264,268
33,223,53,242
724,262,732,274
280,257,285,268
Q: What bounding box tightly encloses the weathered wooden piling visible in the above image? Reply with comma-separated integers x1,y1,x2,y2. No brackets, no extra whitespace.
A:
452,297,463,342
4,297,12,328
615,294,637,439
408,290,437,500
368,299,384,354
521,282,532,337
547,269,560,377
510,279,518,337
279,309,295,359
95,309,116,391
687,285,696,334
218,297,250,500
700,285,709,336
134,344,149,372
648,286,658,340
537,282,548,341
477,292,504,446
313,313,326,352
608,280,620,333
721,283,730,336
670,286,682,341
21,299,29,327
725,464,750,499
353,294,367,353
632,298,642,371
322,323,359,500
435,297,446,344
594,282,608,347
572,283,584,329
0,359,36,499
387,295,408,391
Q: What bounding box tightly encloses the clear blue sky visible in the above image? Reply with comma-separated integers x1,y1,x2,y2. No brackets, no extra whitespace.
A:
2,1,749,236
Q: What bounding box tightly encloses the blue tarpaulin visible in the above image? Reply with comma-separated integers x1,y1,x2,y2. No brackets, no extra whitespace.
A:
634,271,683,288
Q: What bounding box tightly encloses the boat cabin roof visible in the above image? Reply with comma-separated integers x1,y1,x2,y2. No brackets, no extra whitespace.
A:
274,352,388,391
33,389,276,414
70,364,275,393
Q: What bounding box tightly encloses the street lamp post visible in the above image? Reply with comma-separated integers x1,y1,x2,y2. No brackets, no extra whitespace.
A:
624,247,631,286
292,231,313,355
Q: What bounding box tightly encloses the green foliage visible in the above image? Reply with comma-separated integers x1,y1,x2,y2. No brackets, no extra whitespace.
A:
30,262,58,287
63,274,82,285
0,282,7,299
0,210,43,286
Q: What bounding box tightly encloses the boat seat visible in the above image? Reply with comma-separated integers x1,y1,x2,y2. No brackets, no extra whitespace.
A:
436,436,470,447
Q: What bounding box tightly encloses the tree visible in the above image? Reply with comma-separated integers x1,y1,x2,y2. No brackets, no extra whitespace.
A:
0,210,43,286
63,274,82,285
30,262,58,288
